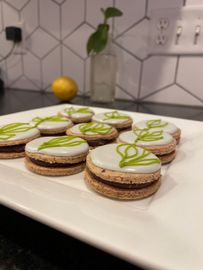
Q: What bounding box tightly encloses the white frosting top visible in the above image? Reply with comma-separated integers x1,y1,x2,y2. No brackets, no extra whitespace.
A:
0,123,39,142
69,122,112,135
25,136,89,156
134,119,178,134
60,107,93,119
90,143,161,173
30,116,72,130
92,111,130,124
119,130,173,146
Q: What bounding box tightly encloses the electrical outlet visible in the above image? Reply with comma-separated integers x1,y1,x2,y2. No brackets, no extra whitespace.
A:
12,21,26,55
148,6,203,55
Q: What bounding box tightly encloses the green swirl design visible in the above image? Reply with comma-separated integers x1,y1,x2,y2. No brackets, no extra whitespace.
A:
64,107,92,116
38,136,86,151
146,119,168,129
0,123,34,140
32,115,68,127
116,143,160,168
134,129,164,143
79,122,112,134
103,111,129,120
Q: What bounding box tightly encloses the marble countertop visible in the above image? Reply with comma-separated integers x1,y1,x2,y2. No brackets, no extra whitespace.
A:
0,88,202,270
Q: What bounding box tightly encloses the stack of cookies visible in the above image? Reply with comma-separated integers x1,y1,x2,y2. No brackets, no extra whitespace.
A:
0,106,181,201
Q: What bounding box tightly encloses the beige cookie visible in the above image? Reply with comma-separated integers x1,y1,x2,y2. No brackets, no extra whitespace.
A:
58,107,94,123
0,123,40,159
25,136,89,176
118,130,177,164
92,111,133,133
66,122,118,147
84,144,162,200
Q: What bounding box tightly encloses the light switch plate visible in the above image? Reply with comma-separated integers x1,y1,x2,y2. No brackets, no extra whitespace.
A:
148,6,203,55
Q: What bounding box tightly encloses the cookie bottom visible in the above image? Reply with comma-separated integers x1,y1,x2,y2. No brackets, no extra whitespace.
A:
25,157,85,176
0,151,25,159
84,168,161,200
158,150,176,164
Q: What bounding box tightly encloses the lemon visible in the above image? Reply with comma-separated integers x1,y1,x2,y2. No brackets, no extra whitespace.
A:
51,76,78,101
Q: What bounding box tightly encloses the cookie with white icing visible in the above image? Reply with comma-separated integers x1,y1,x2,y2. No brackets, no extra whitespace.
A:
133,119,181,143
59,106,94,123
66,122,118,147
0,122,40,159
92,111,133,132
118,129,176,164
84,143,161,200
25,136,89,176
31,115,73,135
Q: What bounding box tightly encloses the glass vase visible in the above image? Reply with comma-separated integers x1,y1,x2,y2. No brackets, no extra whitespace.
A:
90,38,116,103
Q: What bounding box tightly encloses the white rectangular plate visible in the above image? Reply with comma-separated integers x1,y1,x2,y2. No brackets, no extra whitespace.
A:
0,104,203,270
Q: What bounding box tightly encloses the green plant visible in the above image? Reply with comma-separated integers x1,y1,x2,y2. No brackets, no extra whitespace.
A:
87,7,123,55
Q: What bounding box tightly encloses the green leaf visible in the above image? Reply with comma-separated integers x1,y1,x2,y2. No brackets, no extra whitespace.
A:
104,7,123,20
87,24,109,55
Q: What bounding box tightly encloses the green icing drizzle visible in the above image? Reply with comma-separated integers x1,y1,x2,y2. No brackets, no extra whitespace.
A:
64,107,92,116
146,119,168,129
38,136,86,151
78,122,112,134
32,115,68,127
103,111,129,120
116,143,160,168
134,129,164,143
0,123,34,140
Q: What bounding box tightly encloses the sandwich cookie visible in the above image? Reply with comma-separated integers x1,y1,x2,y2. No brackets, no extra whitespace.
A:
66,122,118,147
25,135,89,176
31,115,73,135
133,119,181,143
59,106,94,123
0,122,40,159
118,129,176,164
92,110,133,132
85,143,161,200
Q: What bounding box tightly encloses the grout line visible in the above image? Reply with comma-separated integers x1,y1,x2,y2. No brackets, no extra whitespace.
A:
62,43,85,61
176,82,203,103
59,3,63,75
115,17,145,40
116,83,137,101
113,40,142,61
174,56,180,83
62,21,85,41
137,61,144,100
139,83,175,100
145,0,149,17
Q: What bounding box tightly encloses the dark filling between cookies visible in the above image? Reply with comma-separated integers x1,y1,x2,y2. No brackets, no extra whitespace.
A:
87,167,156,189
41,132,66,136
29,157,84,168
0,144,25,153
87,138,115,147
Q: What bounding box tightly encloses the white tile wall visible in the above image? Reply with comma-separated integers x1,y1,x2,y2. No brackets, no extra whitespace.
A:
0,0,202,106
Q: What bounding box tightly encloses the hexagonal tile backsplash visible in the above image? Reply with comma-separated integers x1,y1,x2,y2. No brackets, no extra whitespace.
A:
0,0,202,106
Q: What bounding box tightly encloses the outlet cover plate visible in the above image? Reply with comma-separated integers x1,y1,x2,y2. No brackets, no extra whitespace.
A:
148,6,203,55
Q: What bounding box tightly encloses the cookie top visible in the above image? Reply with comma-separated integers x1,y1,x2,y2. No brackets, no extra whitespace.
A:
31,115,72,130
134,119,178,134
90,143,161,174
25,136,89,157
92,111,131,125
69,122,113,135
119,129,173,146
0,122,40,144
59,106,94,119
